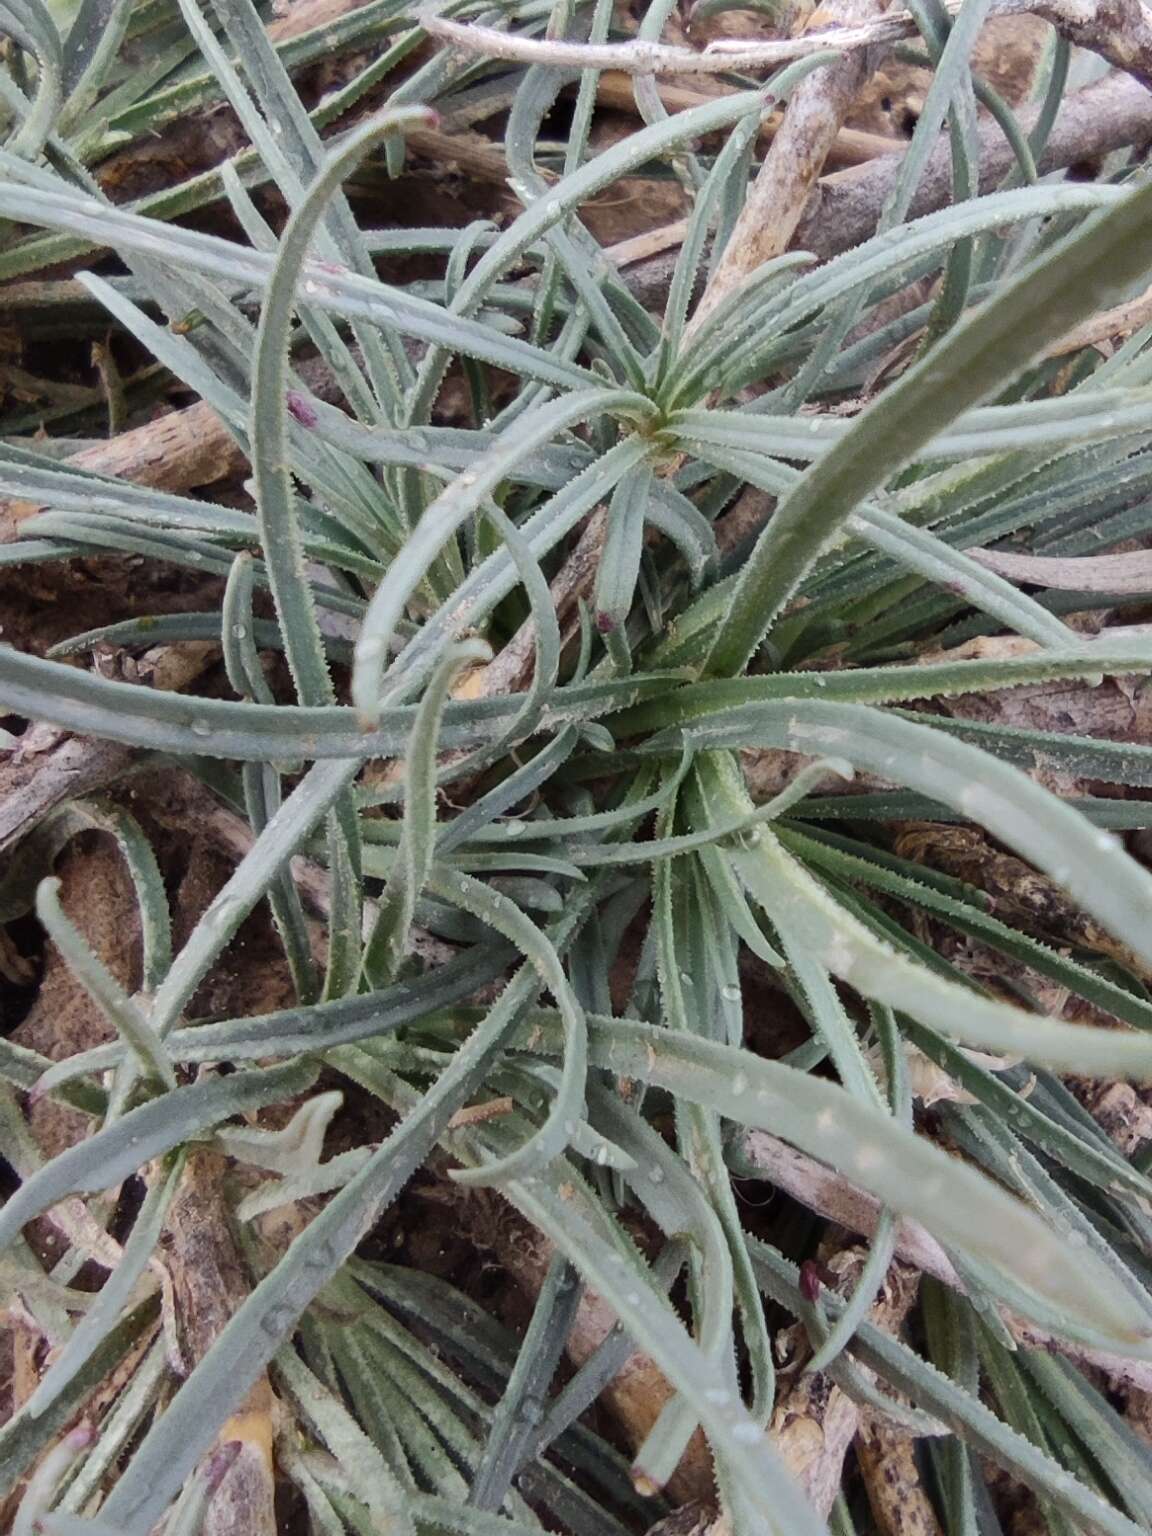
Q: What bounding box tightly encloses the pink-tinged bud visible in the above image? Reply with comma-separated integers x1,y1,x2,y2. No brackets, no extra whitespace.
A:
286,391,318,428
594,611,616,635
799,1260,822,1303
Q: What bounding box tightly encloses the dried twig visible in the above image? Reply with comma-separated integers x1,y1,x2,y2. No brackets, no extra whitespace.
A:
67,400,247,497
0,640,222,854
796,70,1152,254
0,732,136,853
746,1133,956,1282
0,404,247,543
405,122,521,183
968,546,1152,593
421,0,1005,75
690,0,893,332
427,0,1152,85
1043,281,1152,359
1029,0,1152,89
642,1505,719,1536
893,274,1152,375
594,71,903,167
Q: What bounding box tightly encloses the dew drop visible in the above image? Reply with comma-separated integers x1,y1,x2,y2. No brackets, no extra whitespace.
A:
504,819,526,838
648,1166,665,1184
286,391,318,428
231,623,248,640
721,983,741,1003
190,717,212,738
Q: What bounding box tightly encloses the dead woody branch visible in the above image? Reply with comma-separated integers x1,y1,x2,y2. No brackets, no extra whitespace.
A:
689,0,893,331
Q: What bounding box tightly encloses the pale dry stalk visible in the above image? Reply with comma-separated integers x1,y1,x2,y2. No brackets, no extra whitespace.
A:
421,0,1013,75
688,0,893,337
594,71,904,166
426,0,1152,86
1043,281,1152,360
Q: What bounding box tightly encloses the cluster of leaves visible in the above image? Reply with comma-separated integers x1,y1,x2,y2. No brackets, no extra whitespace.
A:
6,0,1152,1531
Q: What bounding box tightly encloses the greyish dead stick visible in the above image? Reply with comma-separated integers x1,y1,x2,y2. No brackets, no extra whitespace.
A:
687,0,893,335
